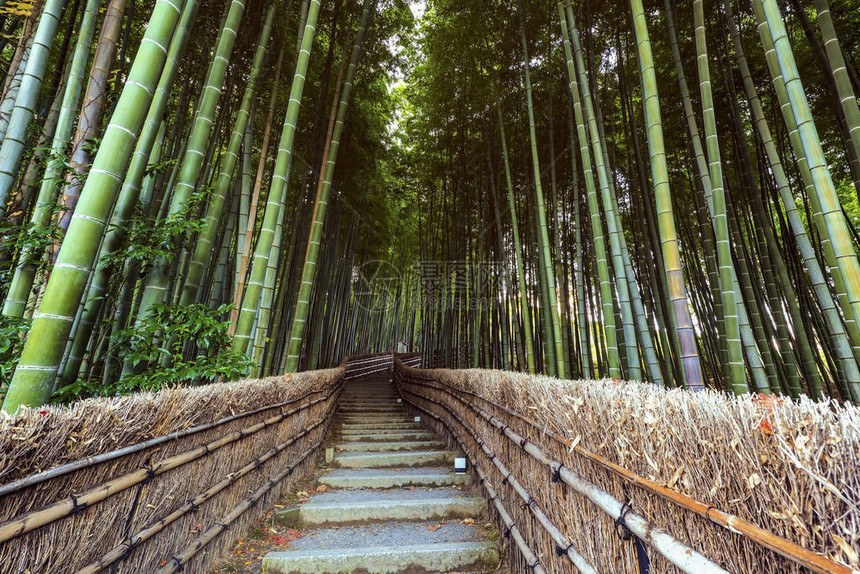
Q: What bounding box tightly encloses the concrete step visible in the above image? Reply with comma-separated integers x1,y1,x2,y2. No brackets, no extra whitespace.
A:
334,440,444,452
338,395,403,407
335,411,414,423
333,449,457,468
263,522,497,573
337,405,405,412
337,418,413,426
340,422,421,430
319,467,470,489
299,488,485,525
339,430,435,441
338,400,402,406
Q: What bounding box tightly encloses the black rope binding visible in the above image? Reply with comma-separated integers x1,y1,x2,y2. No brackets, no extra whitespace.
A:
70,493,88,514
556,542,575,557
614,501,651,574
120,539,136,561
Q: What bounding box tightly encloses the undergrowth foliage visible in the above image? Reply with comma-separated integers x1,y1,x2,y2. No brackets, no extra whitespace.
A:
100,191,206,272
53,303,252,401
0,316,29,396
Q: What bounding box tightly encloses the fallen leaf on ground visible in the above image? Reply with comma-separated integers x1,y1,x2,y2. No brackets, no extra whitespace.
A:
462,518,474,525
427,524,442,531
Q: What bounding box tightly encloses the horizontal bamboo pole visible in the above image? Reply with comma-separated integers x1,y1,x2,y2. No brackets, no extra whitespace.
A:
475,400,727,573
157,442,322,574
392,378,545,574
396,381,596,574
396,362,857,574
0,390,338,544
74,411,334,574
0,386,335,497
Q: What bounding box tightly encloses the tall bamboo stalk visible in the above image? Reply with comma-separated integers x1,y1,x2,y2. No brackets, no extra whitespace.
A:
233,0,322,355
285,0,375,372
2,0,187,412
628,0,703,389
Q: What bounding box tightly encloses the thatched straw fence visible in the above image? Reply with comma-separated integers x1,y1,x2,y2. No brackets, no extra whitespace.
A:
0,366,343,574
394,358,860,574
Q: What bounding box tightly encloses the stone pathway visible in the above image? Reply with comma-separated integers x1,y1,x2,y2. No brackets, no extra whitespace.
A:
262,375,500,573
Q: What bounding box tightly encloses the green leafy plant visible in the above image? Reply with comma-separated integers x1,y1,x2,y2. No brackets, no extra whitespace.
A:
99,191,207,272
53,303,251,401
0,316,30,397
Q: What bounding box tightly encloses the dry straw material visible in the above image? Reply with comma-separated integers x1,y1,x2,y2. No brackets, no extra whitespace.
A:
0,367,343,574
395,361,860,574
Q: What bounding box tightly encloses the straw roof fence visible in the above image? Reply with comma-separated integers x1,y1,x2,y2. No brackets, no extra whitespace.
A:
0,367,343,574
394,360,860,574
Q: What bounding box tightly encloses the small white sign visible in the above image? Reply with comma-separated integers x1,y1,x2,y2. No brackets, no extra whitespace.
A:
397,398,402,403
414,416,421,422
454,457,467,474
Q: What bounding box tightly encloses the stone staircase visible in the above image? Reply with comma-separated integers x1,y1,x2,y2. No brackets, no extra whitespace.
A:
262,375,500,573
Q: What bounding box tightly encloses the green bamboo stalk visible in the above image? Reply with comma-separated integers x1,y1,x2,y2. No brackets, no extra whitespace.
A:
496,103,536,374
565,97,590,379
692,0,746,393
567,10,641,380
759,0,860,349
1,0,187,412
236,107,253,288
812,0,860,189
57,0,201,387
752,0,860,359
725,1,852,400
230,37,287,329
233,0,322,355
285,0,375,372
0,0,64,212
628,0,703,390
559,2,620,379
517,0,565,378
180,2,275,306
134,0,249,325
2,0,101,318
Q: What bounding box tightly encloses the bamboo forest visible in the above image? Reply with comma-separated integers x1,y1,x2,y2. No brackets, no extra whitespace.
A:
1,0,860,572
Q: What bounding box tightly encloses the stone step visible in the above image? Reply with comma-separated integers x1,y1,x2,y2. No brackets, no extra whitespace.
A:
340,399,400,404
333,449,457,468
319,467,470,489
338,395,402,407
338,401,405,412
336,411,409,418
263,522,497,573
334,440,444,452
337,418,413,425
339,430,435,441
298,488,485,525
340,422,422,431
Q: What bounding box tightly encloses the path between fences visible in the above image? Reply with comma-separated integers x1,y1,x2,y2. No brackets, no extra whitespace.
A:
0,351,858,573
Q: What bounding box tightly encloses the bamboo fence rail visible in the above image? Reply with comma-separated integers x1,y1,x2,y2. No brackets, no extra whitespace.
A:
0,367,343,573
394,358,860,573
